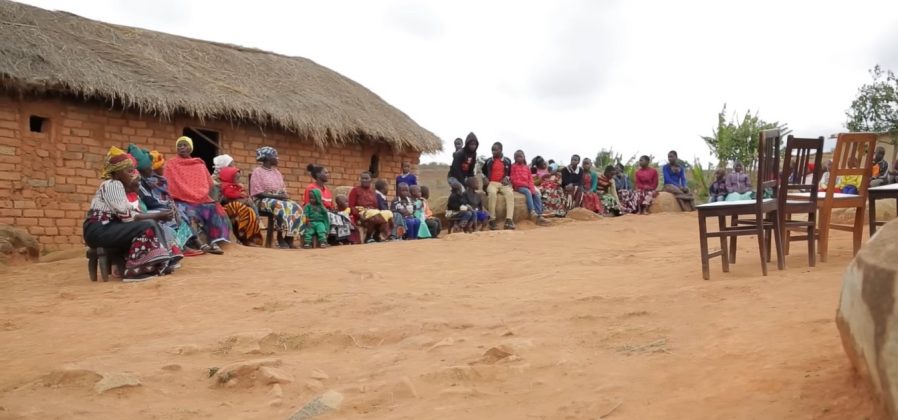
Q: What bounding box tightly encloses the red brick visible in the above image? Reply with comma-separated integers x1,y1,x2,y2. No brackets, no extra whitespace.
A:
70,128,91,137
55,184,76,193
127,120,147,128
27,226,44,235
56,219,77,227
66,112,89,121
38,218,55,227
22,209,43,217
0,217,14,225
16,217,37,226
63,119,83,128
81,137,101,146
0,111,16,121
65,210,85,219
122,127,136,135
0,208,21,217
13,200,35,209
44,209,65,218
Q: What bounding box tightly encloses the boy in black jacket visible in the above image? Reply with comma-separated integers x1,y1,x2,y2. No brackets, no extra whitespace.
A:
481,141,515,230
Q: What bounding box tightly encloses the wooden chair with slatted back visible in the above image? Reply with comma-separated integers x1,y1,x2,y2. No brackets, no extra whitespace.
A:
778,136,824,267
806,133,875,261
695,129,784,280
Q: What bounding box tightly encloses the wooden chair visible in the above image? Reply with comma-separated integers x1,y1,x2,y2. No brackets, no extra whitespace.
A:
246,173,276,248
778,136,825,267
86,247,124,282
867,183,898,236
787,133,876,262
696,129,784,280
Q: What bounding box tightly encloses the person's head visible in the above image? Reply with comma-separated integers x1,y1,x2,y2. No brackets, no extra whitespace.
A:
603,165,615,178
359,171,372,188
410,184,422,199
464,132,479,154
569,154,580,167
374,178,388,194
175,136,193,158
336,194,349,210
454,138,464,151
309,188,322,205
220,167,240,184
667,150,678,165
638,155,650,169
875,146,886,161
582,157,593,171
614,162,625,175
102,146,137,185
715,167,726,180
465,176,479,190
670,162,682,174
491,142,503,158
256,147,278,167
734,161,744,173
214,154,235,172
824,160,832,172
150,150,165,175
548,163,558,174
397,182,410,198
401,161,411,174
514,150,526,164
450,180,463,194
532,155,546,169
420,185,430,199
307,163,329,183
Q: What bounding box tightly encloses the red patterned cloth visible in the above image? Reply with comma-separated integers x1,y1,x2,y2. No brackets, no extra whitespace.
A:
164,157,214,204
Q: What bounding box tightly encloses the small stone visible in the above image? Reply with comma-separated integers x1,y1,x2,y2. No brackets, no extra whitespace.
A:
305,379,324,392
288,390,344,420
309,369,329,380
260,366,294,384
226,378,239,388
161,364,181,372
170,344,201,355
212,358,282,385
94,372,141,394
478,346,515,364
269,383,283,399
219,329,275,355
269,398,283,407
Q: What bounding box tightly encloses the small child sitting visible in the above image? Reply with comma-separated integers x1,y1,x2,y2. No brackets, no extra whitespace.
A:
302,189,330,249
708,168,727,203
837,158,861,194
411,185,439,238
464,176,490,231
391,182,422,239
332,195,355,245
446,181,475,233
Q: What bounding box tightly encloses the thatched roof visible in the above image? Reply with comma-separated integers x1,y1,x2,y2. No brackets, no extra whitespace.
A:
0,0,441,152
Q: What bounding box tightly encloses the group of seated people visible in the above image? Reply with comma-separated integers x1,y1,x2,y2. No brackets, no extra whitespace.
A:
83,133,697,281
445,132,698,231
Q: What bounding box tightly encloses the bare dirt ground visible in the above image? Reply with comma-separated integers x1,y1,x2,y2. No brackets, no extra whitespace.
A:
0,213,877,419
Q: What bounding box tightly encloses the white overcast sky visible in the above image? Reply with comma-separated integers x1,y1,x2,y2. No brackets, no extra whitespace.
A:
19,0,898,164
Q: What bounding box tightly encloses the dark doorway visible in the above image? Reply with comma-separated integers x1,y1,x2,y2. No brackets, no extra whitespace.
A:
369,154,380,178
182,128,220,173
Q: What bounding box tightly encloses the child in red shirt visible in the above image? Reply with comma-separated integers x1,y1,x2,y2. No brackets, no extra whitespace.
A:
511,150,549,225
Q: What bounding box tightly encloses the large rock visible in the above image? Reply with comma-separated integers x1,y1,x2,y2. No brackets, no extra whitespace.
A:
836,218,898,419
0,225,40,263
334,185,353,198
649,192,683,213
833,199,896,225
430,192,529,224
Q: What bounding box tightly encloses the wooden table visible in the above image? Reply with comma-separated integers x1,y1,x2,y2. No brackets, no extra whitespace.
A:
868,183,898,236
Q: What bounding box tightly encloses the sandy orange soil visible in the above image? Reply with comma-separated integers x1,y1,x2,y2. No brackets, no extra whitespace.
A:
0,212,877,419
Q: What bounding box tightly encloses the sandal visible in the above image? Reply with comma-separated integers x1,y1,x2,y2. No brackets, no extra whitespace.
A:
183,248,205,257
301,243,312,249
504,219,516,230
488,220,498,231
209,244,224,255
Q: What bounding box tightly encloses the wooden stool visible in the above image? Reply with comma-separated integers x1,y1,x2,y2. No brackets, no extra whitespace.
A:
87,248,123,282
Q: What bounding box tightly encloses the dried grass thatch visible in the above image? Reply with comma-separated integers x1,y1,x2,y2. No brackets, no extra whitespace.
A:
0,0,441,152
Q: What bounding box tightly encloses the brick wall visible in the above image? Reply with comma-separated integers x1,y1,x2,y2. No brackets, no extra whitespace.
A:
0,95,421,249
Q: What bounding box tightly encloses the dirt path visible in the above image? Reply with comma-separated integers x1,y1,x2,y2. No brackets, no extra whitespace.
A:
0,213,876,419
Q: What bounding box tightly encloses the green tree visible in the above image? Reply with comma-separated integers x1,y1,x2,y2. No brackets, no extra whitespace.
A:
845,65,898,162
701,104,790,169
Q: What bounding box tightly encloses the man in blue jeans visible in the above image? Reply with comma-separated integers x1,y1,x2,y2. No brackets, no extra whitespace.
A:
511,150,549,225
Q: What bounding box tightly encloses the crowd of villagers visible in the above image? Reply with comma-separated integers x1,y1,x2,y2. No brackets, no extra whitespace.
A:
83,133,703,281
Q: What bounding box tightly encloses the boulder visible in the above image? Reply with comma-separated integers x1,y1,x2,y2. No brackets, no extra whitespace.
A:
836,218,898,419
94,372,141,394
832,199,896,225
0,225,40,263
334,185,353,199
649,192,683,213
429,192,530,224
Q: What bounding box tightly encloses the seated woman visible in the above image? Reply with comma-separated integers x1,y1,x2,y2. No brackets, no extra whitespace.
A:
219,167,263,246
579,158,601,213
597,165,622,217
250,146,304,249
392,182,422,240
533,159,566,217
210,154,234,201
446,181,475,233
164,136,230,254
560,154,584,210
122,167,183,268
129,145,198,255
633,155,659,214
725,162,753,201
84,147,177,280
614,162,637,214
348,172,393,243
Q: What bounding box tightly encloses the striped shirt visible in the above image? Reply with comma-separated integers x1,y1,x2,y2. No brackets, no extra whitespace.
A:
88,180,134,223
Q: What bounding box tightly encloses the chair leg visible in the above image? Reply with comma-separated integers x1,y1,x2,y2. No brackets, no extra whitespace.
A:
698,214,710,280
868,197,877,237
756,222,768,277
717,216,729,273
772,211,784,271
807,211,816,268
729,215,738,264
852,206,865,256
87,248,99,282
783,212,791,256
265,215,275,248
818,207,832,263
764,215,773,263
98,248,110,282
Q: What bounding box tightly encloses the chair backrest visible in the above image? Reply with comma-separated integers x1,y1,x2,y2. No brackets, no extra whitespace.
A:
779,135,824,204
755,129,782,206
825,133,877,195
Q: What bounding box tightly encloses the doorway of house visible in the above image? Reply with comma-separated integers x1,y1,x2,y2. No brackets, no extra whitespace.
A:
182,127,220,173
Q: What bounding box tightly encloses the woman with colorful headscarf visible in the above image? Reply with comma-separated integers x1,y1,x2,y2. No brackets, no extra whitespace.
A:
128,144,197,255
250,146,304,248
84,146,177,280
164,136,230,254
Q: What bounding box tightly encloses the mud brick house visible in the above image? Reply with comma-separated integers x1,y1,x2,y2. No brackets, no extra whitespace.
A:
0,1,441,249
